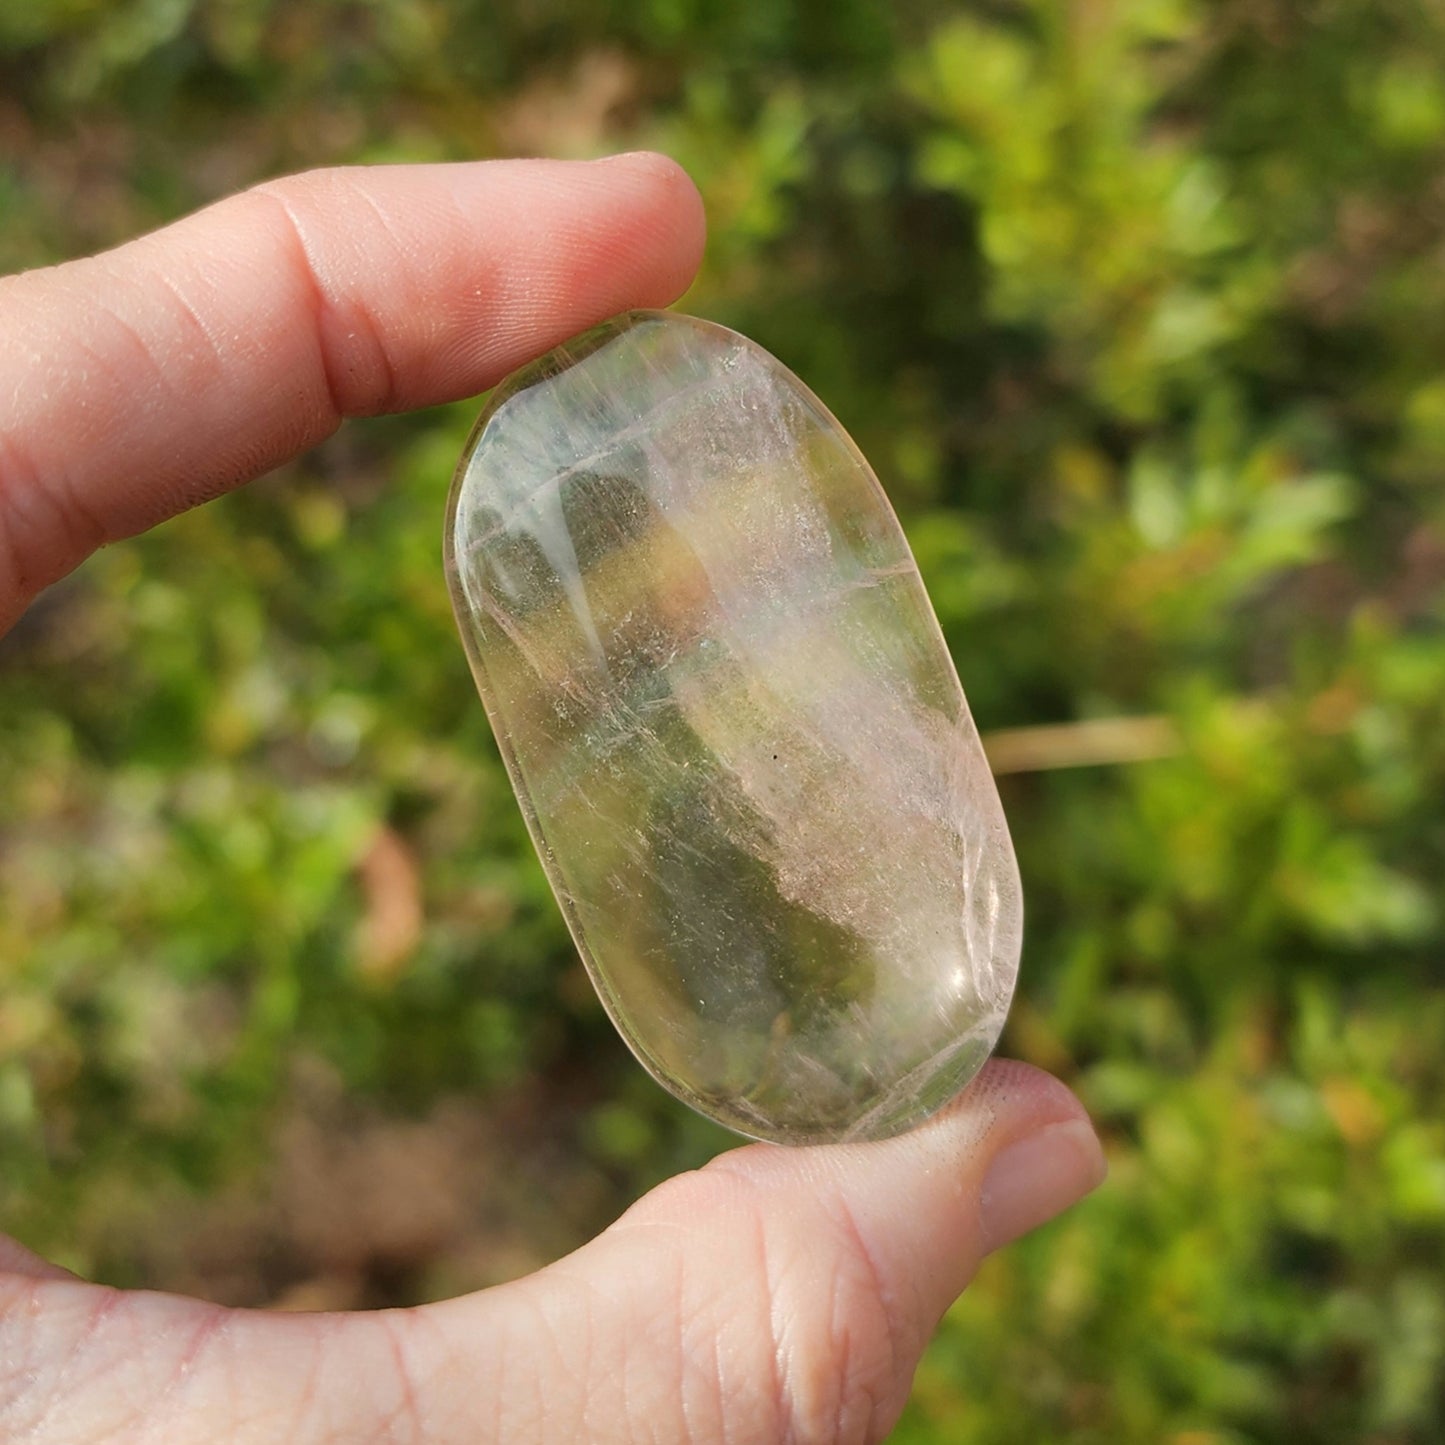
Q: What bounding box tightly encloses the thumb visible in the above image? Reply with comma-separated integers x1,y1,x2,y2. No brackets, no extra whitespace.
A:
0,1060,1101,1444
415,1058,1106,1444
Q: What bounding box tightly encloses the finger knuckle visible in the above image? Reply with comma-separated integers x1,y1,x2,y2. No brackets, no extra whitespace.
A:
246,177,403,420
770,1217,906,1445
677,1162,910,1445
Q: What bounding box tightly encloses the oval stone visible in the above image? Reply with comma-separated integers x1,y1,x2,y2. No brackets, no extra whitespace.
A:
445,311,1021,1144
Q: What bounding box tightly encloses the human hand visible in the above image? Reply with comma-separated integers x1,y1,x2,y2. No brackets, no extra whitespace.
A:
0,154,1106,1443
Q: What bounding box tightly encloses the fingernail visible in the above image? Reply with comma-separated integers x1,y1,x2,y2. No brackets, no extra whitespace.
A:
591,150,680,175
979,1119,1107,1253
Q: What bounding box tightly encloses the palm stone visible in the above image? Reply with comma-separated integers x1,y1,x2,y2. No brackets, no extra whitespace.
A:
444,310,1021,1144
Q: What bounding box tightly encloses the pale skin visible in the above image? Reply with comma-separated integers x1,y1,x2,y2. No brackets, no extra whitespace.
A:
0,153,1107,1444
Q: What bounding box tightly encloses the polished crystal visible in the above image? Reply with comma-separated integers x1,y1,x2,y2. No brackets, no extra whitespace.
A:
445,311,1021,1144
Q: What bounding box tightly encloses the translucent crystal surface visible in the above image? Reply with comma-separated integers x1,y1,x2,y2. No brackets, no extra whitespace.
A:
445,311,1021,1144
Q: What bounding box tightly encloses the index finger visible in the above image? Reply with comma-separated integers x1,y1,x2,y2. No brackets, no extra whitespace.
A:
0,154,706,634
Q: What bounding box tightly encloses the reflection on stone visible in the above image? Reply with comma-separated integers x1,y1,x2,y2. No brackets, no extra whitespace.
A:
445,311,1021,1144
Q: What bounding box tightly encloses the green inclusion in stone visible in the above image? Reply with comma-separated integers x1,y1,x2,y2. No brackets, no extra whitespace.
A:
444,311,1021,1145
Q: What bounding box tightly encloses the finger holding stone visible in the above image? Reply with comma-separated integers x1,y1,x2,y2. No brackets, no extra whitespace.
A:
0,153,705,635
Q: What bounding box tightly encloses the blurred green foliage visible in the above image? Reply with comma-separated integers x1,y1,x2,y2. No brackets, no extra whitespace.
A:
4,0,1445,1439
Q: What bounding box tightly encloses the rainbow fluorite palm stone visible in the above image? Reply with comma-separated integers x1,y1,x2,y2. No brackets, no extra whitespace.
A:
444,311,1021,1144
